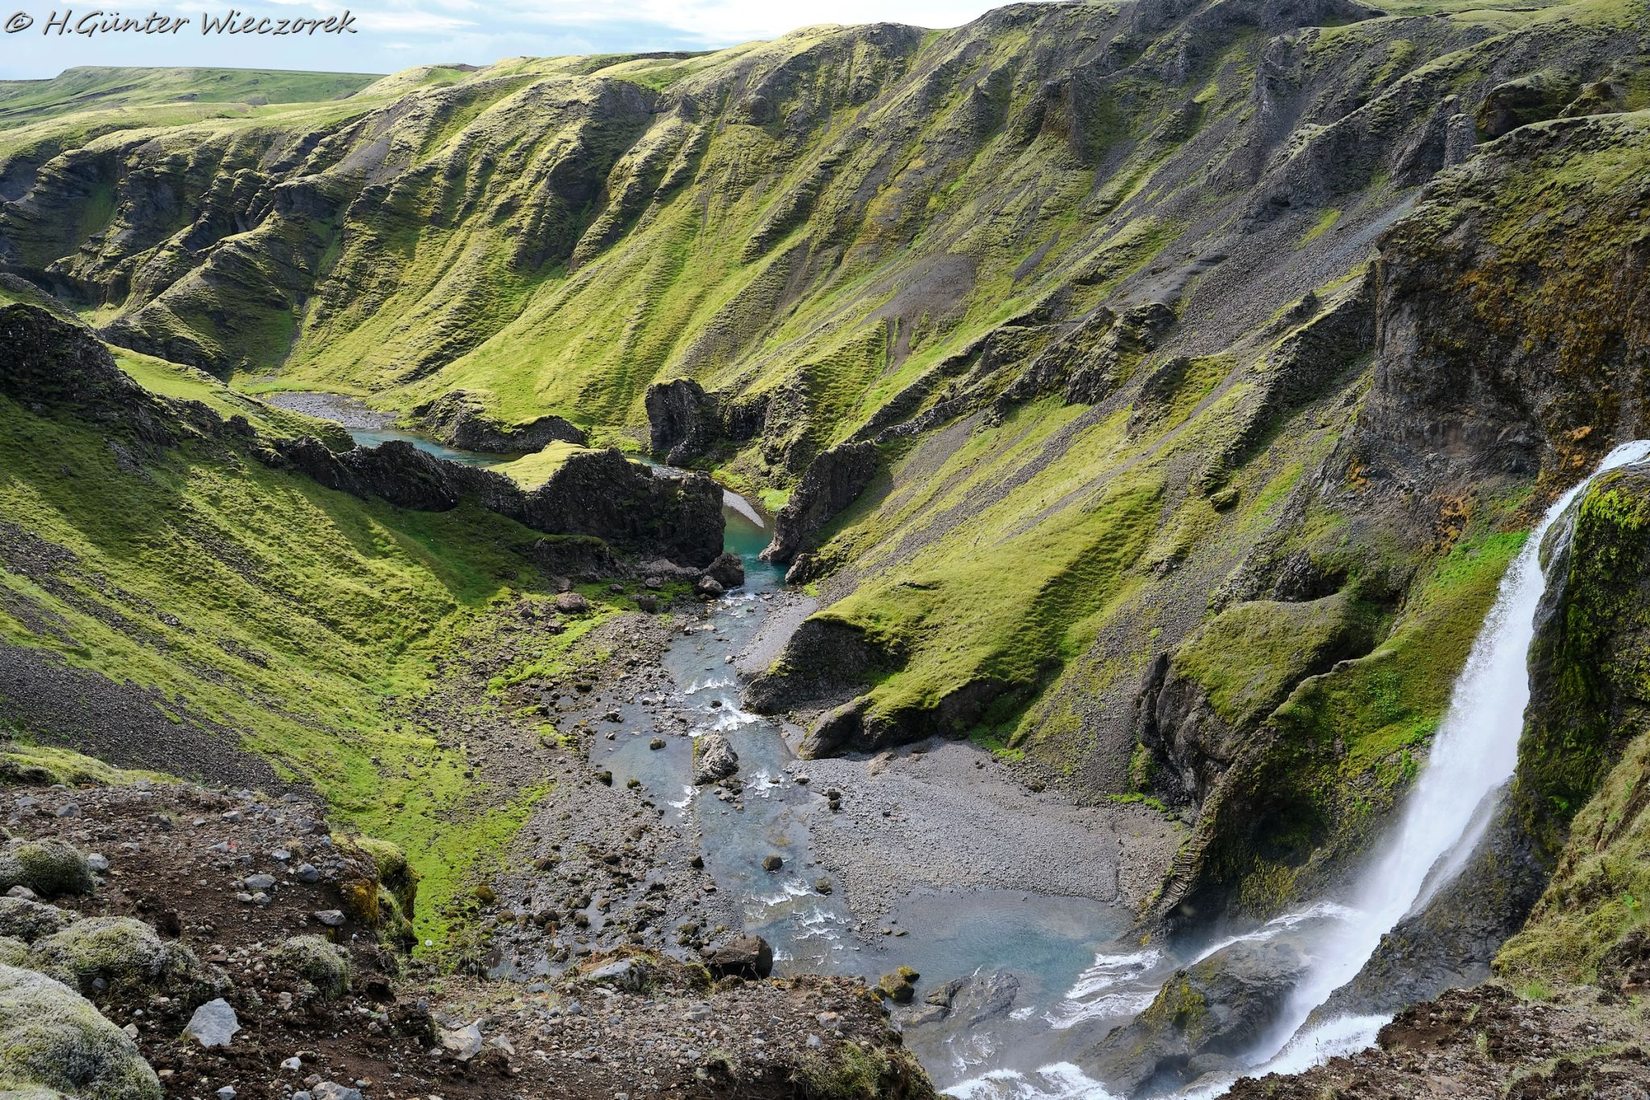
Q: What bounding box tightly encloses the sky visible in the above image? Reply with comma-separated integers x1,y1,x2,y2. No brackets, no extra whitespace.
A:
0,0,1019,79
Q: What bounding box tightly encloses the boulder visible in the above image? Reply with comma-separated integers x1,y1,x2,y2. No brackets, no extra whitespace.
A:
585,957,650,993
554,592,591,615
440,1021,484,1061
0,964,162,1099
28,917,209,1000
0,841,94,899
268,935,350,1000
701,934,773,980
182,998,240,1049
705,552,745,590
1089,938,1307,1094
692,734,739,785
311,1085,364,1100
0,898,78,944
908,968,1021,1027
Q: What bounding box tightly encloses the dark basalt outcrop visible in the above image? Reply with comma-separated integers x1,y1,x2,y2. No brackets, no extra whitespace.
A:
761,441,881,569
415,390,587,454
0,304,176,446
646,379,720,465
643,378,770,467
273,440,724,567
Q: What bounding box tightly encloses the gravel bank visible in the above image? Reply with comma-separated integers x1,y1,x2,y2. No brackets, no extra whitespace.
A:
796,738,1180,923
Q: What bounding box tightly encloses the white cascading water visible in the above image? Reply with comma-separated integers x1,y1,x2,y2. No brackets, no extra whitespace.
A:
943,440,1650,1100
1244,438,1650,1072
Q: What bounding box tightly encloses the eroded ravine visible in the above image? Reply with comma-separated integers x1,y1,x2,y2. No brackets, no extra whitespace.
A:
278,393,1185,1094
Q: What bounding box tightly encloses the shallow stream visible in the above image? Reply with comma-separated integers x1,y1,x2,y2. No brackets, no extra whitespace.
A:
269,393,1208,1096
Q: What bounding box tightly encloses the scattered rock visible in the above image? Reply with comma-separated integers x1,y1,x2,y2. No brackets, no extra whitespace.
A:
183,997,241,1049
692,734,739,786
701,934,774,980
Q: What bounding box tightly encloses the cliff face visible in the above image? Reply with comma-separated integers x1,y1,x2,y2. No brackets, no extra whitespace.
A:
3,0,1650,926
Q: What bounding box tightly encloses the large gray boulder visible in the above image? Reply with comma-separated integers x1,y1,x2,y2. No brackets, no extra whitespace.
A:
0,964,161,1099
1090,938,1307,1095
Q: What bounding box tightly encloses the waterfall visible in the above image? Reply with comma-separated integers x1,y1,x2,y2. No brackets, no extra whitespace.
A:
1242,438,1650,1073
944,441,1650,1100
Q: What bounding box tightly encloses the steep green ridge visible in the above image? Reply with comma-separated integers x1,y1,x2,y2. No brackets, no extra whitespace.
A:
0,319,619,944
3,0,1649,925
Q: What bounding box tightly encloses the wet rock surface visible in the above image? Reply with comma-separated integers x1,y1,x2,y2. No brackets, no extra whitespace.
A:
1092,938,1308,1094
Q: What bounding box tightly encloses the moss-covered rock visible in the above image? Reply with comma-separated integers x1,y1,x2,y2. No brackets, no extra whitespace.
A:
793,1038,938,1100
1090,938,1306,1094
27,917,209,1000
0,964,161,1099
0,937,29,967
0,899,78,945
0,841,94,900
1496,466,1650,985
268,935,350,1000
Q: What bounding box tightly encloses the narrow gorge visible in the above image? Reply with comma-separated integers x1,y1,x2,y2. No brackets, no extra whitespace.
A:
1,0,1650,1097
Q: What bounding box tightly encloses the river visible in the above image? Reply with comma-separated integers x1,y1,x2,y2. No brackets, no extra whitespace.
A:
267,392,1190,1094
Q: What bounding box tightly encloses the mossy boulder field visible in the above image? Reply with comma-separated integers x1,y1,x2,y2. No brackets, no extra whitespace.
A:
1,0,1650,1096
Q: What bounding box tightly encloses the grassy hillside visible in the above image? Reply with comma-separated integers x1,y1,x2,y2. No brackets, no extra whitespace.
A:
0,329,630,944
3,0,1649,921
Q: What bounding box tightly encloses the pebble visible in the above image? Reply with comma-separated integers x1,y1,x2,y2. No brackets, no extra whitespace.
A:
87,853,110,873
313,910,346,927
216,1088,236,1100
244,873,277,891
296,863,320,883
281,1056,303,1072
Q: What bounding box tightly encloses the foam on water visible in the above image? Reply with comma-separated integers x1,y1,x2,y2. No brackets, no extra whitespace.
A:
946,1063,1119,1100
1044,948,1164,1031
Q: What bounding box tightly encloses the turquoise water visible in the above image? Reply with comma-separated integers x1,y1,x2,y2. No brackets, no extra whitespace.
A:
283,392,1151,1094
346,425,512,467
